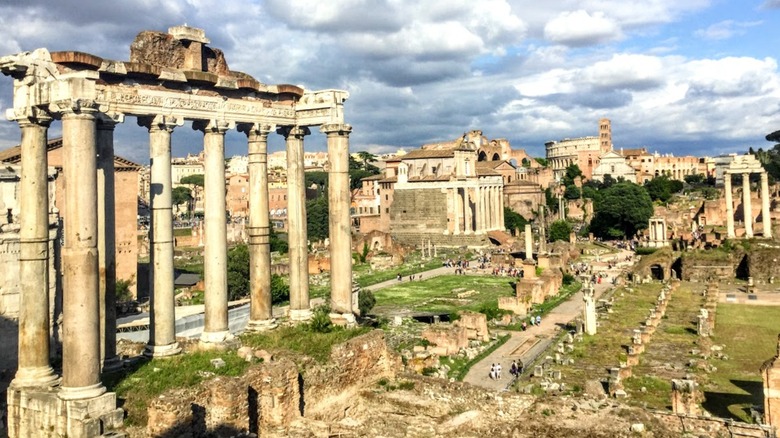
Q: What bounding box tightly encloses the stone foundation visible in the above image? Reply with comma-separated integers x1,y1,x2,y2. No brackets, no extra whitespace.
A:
7,388,124,438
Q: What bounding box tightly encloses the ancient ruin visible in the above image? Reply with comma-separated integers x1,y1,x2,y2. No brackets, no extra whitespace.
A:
723,154,772,239
1,25,353,437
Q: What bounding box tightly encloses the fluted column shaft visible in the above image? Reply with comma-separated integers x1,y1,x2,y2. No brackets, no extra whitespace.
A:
60,106,105,400
97,116,123,368
279,126,311,320
725,175,735,238
762,172,772,238
241,124,276,330
12,116,58,388
141,115,181,356
743,173,753,238
323,124,353,315
195,120,231,343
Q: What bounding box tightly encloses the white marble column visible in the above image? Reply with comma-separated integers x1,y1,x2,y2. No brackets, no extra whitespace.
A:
762,171,772,238
141,115,181,357
524,223,533,261
725,174,735,238
59,104,106,400
490,186,497,230
743,173,753,238
97,115,123,369
11,115,59,389
322,124,354,319
195,119,232,346
240,123,277,331
452,188,461,235
278,126,312,321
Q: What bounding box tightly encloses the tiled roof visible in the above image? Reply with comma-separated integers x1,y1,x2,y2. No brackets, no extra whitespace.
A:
402,149,455,160
0,137,141,171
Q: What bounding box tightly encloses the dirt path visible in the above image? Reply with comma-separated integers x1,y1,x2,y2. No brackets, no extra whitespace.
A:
463,248,635,391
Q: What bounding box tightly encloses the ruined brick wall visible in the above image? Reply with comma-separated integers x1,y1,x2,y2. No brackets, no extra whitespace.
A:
390,188,448,235
650,411,771,437
115,169,139,296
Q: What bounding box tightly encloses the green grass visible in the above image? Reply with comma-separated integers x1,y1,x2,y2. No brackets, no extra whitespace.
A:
353,257,445,287
372,275,515,315
697,304,780,422
105,350,250,426
240,324,372,363
173,227,193,237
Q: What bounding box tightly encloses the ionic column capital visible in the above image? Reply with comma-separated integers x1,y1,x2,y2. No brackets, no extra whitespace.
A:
16,110,53,128
192,119,233,134
276,125,310,139
137,114,180,132
320,123,352,136
237,122,276,139
51,98,99,116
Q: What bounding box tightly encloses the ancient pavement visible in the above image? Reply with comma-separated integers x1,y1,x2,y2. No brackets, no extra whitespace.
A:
463,248,636,391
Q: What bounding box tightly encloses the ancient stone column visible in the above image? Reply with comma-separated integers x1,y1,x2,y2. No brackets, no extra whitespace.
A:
141,115,181,357
558,194,565,220
743,173,753,238
485,186,492,230
498,186,505,230
195,119,233,345
475,186,484,233
322,124,355,320
240,123,277,331
464,188,473,234
725,174,735,238
452,188,461,235
583,285,597,335
278,126,312,321
524,223,533,261
762,171,772,238
97,114,123,369
11,115,59,389
59,104,106,400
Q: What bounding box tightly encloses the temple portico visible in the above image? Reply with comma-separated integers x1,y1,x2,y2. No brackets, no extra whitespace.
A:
722,155,772,239
647,217,669,248
2,26,352,437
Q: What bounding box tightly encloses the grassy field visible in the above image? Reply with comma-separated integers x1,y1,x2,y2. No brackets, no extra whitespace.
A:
372,274,516,315
698,304,780,421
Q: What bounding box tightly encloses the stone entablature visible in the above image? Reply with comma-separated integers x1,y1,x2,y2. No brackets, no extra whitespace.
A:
723,154,771,239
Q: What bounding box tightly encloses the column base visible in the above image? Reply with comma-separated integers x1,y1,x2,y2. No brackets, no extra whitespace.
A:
199,330,236,350
329,312,356,327
246,318,279,332
59,382,107,401
102,355,124,373
8,386,123,438
289,308,313,322
10,366,60,389
143,342,182,358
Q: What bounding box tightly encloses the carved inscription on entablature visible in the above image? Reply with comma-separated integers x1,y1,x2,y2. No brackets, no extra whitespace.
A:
96,87,295,119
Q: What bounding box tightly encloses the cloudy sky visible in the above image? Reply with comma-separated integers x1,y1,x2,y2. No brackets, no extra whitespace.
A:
0,0,779,164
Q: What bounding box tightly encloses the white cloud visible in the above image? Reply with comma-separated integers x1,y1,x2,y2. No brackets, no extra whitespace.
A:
694,20,762,40
582,54,664,90
544,10,622,47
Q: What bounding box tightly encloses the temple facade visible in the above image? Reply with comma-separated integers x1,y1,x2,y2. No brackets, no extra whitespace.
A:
1,25,354,437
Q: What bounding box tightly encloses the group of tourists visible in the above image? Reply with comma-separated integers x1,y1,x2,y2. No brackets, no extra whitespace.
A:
489,360,522,380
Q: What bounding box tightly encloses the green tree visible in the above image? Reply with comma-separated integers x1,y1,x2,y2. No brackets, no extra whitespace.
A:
534,157,549,167
561,164,583,187
270,274,289,304
590,182,654,239
504,207,528,233
180,174,205,187
172,186,192,216
305,171,329,193
549,220,572,242
306,195,329,241
227,244,250,301
564,185,581,200
644,175,682,202
684,174,705,185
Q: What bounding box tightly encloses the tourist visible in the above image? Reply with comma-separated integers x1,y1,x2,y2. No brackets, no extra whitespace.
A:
536,315,541,325
510,360,518,377
489,364,496,380
496,363,502,379
521,321,527,331
397,273,402,282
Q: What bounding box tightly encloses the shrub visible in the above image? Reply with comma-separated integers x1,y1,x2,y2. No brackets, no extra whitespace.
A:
358,289,376,316
562,273,575,285
270,274,289,304
478,302,508,321
116,279,133,302
635,247,658,255
306,305,334,333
